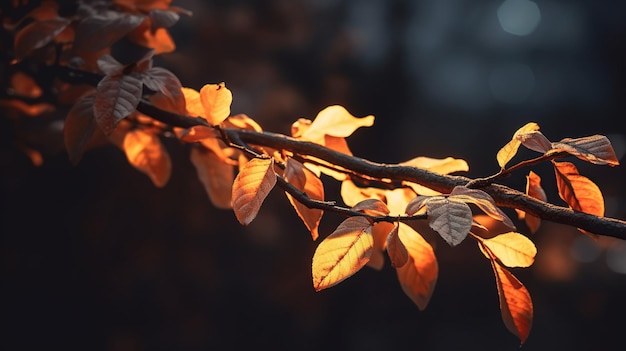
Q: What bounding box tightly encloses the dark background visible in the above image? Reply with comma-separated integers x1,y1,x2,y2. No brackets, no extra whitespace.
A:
2,0,626,350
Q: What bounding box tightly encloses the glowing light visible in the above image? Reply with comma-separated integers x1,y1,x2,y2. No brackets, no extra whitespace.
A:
497,0,541,36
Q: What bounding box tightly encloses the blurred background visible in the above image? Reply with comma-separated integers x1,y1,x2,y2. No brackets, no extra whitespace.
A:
2,0,626,350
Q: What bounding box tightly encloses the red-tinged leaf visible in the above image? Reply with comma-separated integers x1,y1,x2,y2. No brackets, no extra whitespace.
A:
352,198,390,216
74,12,145,51
284,158,324,240
149,9,180,28
312,217,374,291
190,146,234,209
400,156,469,175
520,171,546,233
424,197,473,246
14,17,71,60
301,105,374,142
94,73,143,135
232,158,277,225
199,83,232,125
450,186,516,230
553,161,604,217
476,232,536,268
515,131,552,153
64,92,97,165
367,222,395,270
142,67,185,114
396,223,438,310
122,129,172,187
497,122,540,168
487,250,533,344
550,135,620,166
387,224,409,268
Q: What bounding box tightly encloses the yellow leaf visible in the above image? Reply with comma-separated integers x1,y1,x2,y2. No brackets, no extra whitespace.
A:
400,156,469,175
384,187,416,216
284,158,324,240
181,87,205,118
190,146,234,209
367,222,395,270
312,217,374,291
224,113,263,132
340,179,386,207
477,232,536,268
301,105,374,142
122,129,171,187
386,224,409,268
199,82,232,125
553,161,604,217
231,158,277,225
396,223,438,310
497,122,540,168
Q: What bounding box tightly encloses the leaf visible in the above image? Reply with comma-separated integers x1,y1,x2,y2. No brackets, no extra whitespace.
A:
449,186,515,229
396,223,438,310
190,146,234,209
182,87,205,118
122,129,172,187
553,161,604,217
142,67,186,114
340,179,386,207
131,26,175,54
96,55,123,75
224,114,263,132
94,73,143,135
14,17,71,60
518,171,546,233
497,122,540,168
231,158,277,225
400,156,469,175
424,197,473,246
476,232,536,268
386,224,409,268
199,83,232,125
284,158,324,240
74,12,145,51
384,187,417,216
352,198,390,216
515,131,552,154
149,9,180,28
300,105,374,142
64,92,97,165
367,222,395,270
550,135,620,166
312,216,374,291
484,247,533,344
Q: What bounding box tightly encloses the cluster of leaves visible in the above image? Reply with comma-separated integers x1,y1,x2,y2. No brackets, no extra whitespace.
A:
2,0,625,346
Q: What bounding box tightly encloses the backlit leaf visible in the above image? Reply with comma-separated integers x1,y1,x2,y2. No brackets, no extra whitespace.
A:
301,105,374,142
450,186,515,229
396,223,438,310
400,156,469,175
518,171,546,233
312,217,373,291
64,92,97,165
384,187,417,216
477,232,536,268
232,158,277,225
497,122,540,168
386,224,409,268
94,73,143,135
515,131,552,153
284,158,324,240
424,197,473,246
553,161,604,217
199,83,232,125
190,146,234,209
122,129,171,187
182,87,205,118
368,222,395,270
550,135,620,166
484,247,533,344
132,26,175,54
14,17,71,60
224,114,263,132
340,179,386,207
352,198,390,216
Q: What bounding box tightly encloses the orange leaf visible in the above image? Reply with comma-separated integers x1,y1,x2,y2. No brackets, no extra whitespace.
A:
367,222,395,270
518,171,546,233
14,17,71,60
231,158,277,225
484,246,533,344
300,105,374,142
497,122,540,168
386,224,409,268
284,158,324,240
553,161,604,217
384,187,417,216
122,129,172,187
190,146,234,209
312,217,373,291
352,198,390,217
64,92,97,165
476,232,536,268
340,179,386,207
182,87,205,118
550,135,620,166
199,82,232,125
396,223,438,310
224,114,263,132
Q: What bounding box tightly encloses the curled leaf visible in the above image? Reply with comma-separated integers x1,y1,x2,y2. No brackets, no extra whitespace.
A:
515,131,552,154
497,122,540,168
550,135,620,166
300,105,374,142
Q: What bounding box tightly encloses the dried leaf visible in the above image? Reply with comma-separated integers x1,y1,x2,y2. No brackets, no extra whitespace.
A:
14,17,71,60
122,129,171,187
497,122,540,168
94,73,143,135
424,197,473,246
396,223,438,310
553,161,604,217
386,224,409,268
477,232,536,268
64,92,97,165
550,135,620,166
284,158,324,240
231,158,277,225
301,105,374,142
190,146,234,209
312,217,373,291
400,156,469,175
199,83,232,125
515,131,552,153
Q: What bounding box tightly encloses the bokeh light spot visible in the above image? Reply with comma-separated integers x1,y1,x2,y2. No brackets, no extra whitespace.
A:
497,0,541,36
